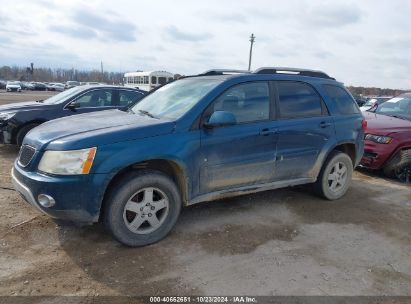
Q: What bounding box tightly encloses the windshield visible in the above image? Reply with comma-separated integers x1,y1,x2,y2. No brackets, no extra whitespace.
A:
375,96,411,120
7,81,20,85
130,78,222,120
42,86,84,104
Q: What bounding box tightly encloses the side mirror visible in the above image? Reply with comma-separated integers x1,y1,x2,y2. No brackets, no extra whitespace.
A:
369,103,378,112
204,111,237,129
66,102,80,110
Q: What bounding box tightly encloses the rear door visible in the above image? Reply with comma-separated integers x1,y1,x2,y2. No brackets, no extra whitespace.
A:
199,81,278,194
116,89,146,109
273,81,335,180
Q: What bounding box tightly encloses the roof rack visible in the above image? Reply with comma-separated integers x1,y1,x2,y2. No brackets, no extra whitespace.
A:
199,69,251,76
254,67,334,80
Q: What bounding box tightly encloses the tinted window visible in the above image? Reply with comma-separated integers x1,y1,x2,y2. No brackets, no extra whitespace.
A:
119,90,144,106
151,76,157,84
158,77,167,85
74,89,113,108
324,85,359,115
213,82,270,123
277,81,322,119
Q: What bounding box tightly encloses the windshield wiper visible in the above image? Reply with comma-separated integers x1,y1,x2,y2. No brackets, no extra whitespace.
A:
138,109,158,119
35,100,44,103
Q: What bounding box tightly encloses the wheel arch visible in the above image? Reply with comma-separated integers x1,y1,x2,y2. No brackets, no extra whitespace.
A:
99,158,189,221
12,120,47,144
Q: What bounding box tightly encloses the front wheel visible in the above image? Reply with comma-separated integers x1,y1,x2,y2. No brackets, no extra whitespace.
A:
383,149,411,183
16,123,40,147
314,151,353,200
103,170,182,247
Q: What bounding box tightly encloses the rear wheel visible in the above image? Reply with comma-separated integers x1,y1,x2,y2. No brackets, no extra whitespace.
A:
103,170,182,247
16,123,40,147
314,151,353,200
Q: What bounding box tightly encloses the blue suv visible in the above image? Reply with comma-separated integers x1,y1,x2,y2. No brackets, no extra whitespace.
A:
12,68,365,246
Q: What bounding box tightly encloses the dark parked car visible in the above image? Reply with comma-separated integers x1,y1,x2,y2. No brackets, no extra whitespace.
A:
361,93,411,182
11,68,365,247
32,82,47,91
0,85,146,146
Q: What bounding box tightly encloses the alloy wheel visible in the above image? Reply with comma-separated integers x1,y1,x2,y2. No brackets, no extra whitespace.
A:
122,187,169,234
327,162,348,193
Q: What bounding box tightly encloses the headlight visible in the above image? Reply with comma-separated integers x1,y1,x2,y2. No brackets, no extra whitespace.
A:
38,147,97,175
0,112,16,121
365,134,392,144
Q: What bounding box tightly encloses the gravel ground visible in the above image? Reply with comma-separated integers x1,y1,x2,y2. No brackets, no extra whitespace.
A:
0,92,410,296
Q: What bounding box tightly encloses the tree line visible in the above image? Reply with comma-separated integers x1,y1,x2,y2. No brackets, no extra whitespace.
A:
0,65,124,84
0,65,408,96
346,86,406,97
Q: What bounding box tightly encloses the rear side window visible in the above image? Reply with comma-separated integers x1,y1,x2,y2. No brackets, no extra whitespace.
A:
277,81,322,119
324,85,360,115
118,90,144,106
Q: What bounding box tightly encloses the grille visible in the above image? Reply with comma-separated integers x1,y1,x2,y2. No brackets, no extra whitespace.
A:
18,145,36,167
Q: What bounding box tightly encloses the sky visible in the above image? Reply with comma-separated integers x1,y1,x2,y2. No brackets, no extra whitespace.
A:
0,0,410,89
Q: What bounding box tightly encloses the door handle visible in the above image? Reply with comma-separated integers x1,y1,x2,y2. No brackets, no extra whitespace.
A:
260,128,278,136
319,121,332,128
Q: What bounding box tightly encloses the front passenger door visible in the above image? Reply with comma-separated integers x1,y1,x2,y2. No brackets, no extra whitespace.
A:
199,82,278,194
66,89,117,114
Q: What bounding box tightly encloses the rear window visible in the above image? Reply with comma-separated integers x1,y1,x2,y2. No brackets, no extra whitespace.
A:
277,81,323,119
324,85,360,115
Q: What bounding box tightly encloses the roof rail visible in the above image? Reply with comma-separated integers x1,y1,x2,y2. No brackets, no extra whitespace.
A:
254,67,334,80
199,69,251,76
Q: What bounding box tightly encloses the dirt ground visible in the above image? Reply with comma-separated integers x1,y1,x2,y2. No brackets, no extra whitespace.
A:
0,92,410,296
0,90,56,105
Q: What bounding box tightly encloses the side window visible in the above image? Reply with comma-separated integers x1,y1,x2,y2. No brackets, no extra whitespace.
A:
158,77,167,85
324,85,360,115
118,90,144,106
277,81,322,119
213,82,270,124
151,76,157,85
74,90,113,108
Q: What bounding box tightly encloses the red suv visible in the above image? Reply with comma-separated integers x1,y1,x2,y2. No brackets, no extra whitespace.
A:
361,93,411,182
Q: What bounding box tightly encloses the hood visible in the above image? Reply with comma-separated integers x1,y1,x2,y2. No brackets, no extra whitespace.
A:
0,101,50,112
363,111,411,135
24,109,175,150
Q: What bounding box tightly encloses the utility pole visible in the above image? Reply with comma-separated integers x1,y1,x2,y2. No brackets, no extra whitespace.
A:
248,33,255,71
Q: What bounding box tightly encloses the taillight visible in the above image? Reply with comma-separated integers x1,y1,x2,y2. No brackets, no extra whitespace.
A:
361,119,367,130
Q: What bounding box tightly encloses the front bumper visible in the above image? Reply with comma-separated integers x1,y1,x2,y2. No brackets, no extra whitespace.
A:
360,140,393,170
0,124,12,144
11,163,108,223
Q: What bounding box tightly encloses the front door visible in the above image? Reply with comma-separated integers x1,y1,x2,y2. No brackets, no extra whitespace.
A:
65,88,117,114
199,81,278,194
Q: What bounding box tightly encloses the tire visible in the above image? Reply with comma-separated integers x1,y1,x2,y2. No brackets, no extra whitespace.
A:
103,170,182,247
314,151,353,200
16,123,40,147
383,149,411,183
